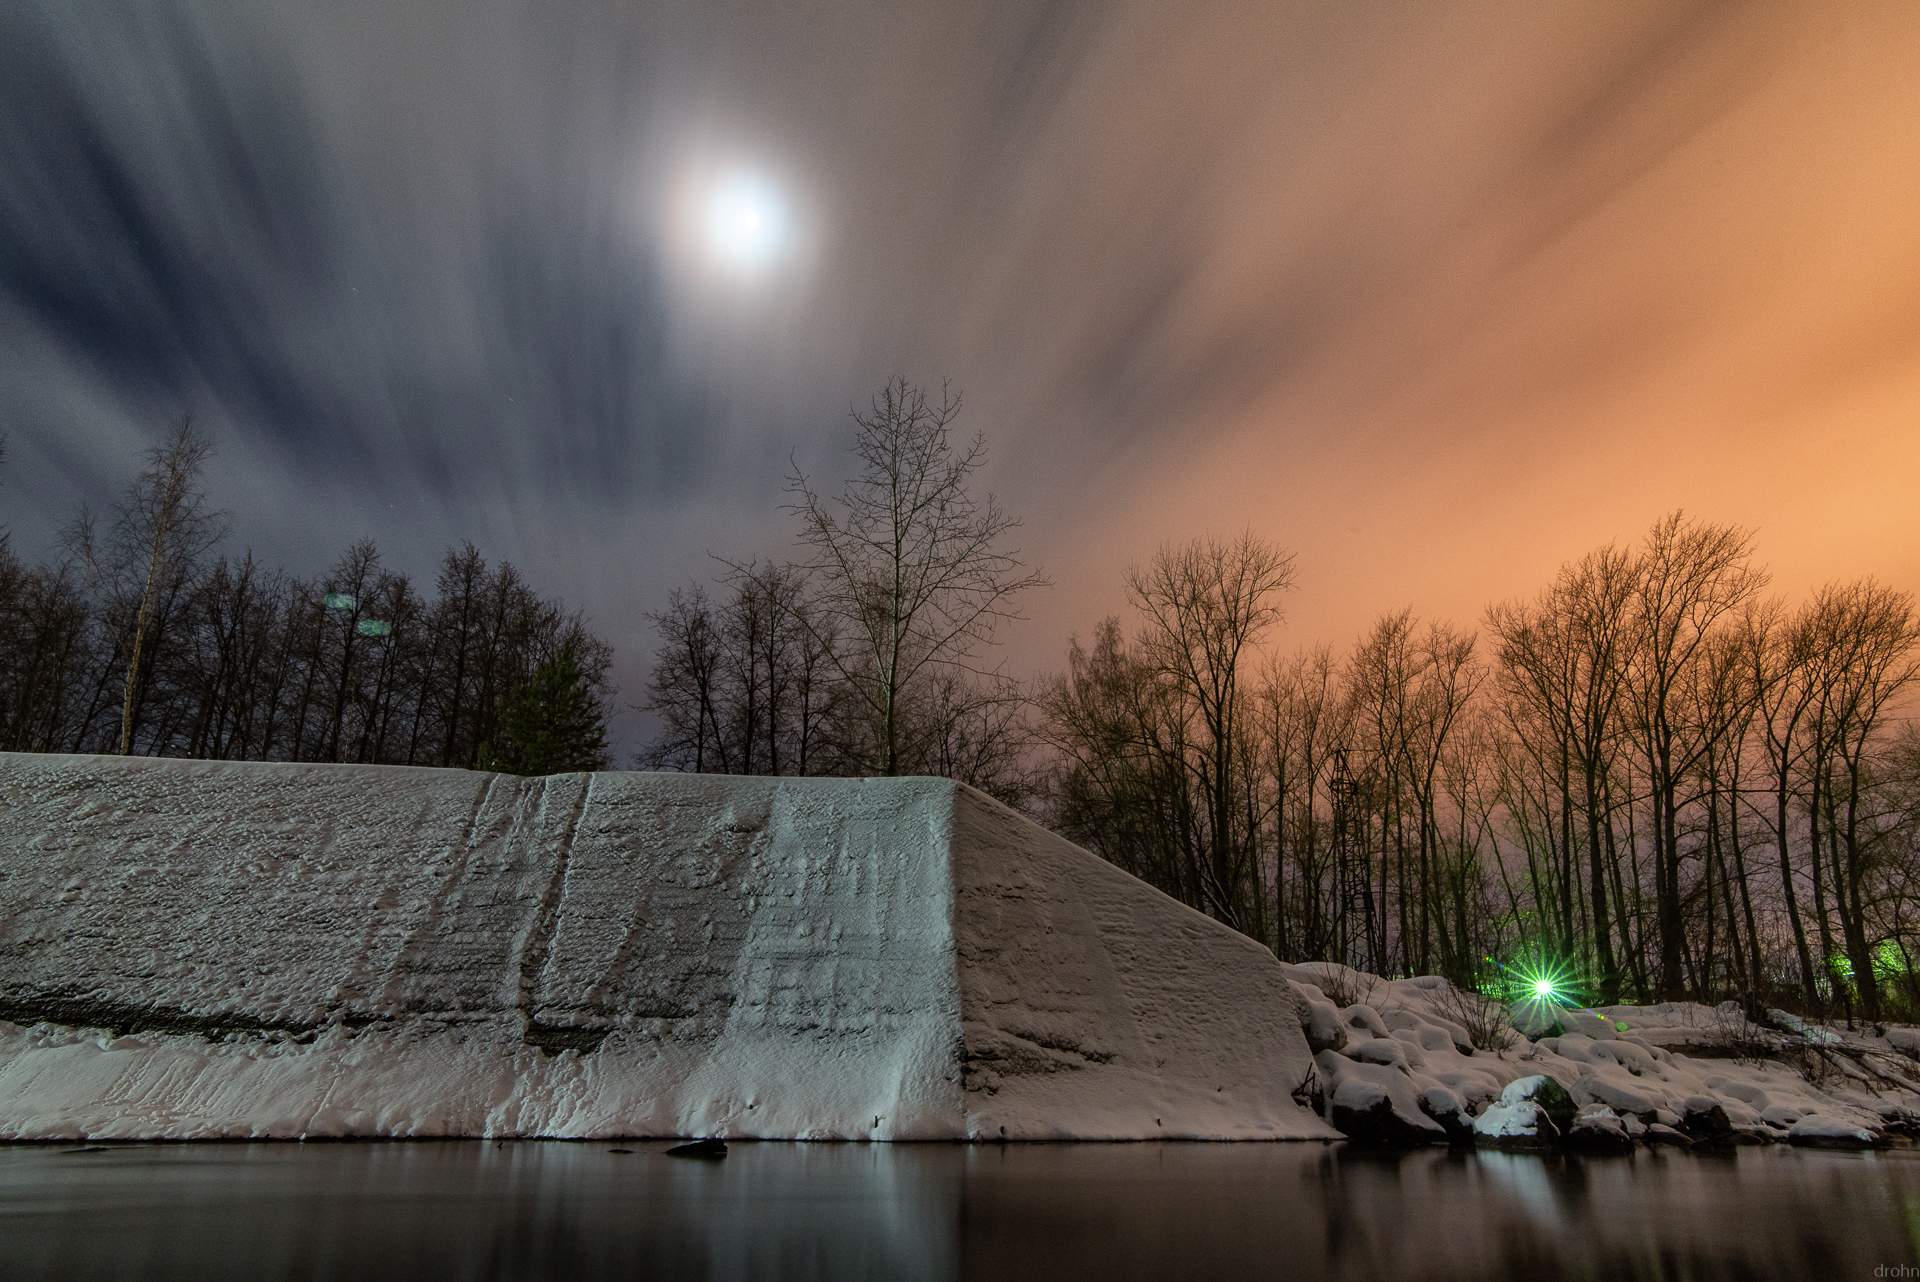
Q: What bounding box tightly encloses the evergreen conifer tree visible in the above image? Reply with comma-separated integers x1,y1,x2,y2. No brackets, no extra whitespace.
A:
480,646,610,775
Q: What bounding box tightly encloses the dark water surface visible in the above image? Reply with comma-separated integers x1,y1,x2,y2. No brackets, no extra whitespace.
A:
5,1140,1918,1280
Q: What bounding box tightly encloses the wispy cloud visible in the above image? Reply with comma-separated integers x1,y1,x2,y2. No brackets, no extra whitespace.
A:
4,0,1916,748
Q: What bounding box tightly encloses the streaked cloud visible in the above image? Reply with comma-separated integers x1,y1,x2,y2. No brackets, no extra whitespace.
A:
3,0,1916,749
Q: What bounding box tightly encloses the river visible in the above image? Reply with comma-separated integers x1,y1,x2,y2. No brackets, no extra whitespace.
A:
5,1139,1917,1280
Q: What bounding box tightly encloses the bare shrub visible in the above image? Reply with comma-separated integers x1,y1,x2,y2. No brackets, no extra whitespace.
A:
1704,1007,1779,1067
1782,1043,1841,1091
1314,965,1379,1010
1430,981,1520,1053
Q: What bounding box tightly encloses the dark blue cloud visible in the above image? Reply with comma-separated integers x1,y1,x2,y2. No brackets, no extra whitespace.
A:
0,0,710,515
0,6,337,435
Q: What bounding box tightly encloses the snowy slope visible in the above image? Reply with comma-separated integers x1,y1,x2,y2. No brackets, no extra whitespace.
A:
0,754,1334,1142
948,791,1324,1140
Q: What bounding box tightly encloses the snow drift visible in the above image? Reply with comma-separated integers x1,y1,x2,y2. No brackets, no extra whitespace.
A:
0,753,1335,1142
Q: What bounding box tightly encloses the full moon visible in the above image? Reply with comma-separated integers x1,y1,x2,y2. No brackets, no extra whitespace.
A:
701,171,789,273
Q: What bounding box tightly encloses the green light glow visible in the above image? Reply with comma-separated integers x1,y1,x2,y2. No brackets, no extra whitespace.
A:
1875,939,1913,982
1498,954,1579,1010
1482,951,1592,1020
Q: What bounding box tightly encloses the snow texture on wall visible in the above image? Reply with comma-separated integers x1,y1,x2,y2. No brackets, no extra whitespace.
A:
0,754,1335,1142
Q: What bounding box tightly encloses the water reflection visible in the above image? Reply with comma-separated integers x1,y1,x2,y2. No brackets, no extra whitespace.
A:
3,1141,1916,1280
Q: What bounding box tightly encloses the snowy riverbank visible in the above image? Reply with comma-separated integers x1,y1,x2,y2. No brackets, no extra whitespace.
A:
7,753,1902,1148
1288,962,1920,1150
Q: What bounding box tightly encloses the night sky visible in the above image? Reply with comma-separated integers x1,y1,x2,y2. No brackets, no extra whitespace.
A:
4,0,1918,753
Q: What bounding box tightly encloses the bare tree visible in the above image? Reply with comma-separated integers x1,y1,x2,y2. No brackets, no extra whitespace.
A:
640,586,728,773
1040,617,1200,902
640,567,851,779
1403,622,1485,975
1257,644,1350,960
787,378,1047,775
1801,580,1920,1021
1350,610,1483,975
1749,598,1825,1001
1488,543,1637,998
1621,511,1766,996
1128,532,1298,929
714,560,818,776
69,418,226,755
910,670,1040,806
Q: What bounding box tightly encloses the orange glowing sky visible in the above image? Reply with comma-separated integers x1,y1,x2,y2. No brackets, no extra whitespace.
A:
951,0,1920,668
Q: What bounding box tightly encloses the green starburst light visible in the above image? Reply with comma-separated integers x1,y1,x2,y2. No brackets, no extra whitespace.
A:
1507,957,1576,1006
1483,952,1590,1040
1483,952,1589,1014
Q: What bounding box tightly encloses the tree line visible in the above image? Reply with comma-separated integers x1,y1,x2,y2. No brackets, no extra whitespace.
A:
1041,517,1920,1022
637,378,1045,805
0,424,610,772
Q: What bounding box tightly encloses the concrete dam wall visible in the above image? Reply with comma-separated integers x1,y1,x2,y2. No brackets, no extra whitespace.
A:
0,754,1333,1141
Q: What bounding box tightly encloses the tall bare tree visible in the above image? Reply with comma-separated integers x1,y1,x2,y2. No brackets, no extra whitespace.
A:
641,568,845,778
1488,543,1637,997
1128,532,1297,929
1350,610,1482,974
69,418,226,755
1257,643,1349,960
1621,512,1766,996
787,378,1046,774
1748,598,1825,1001
1801,580,1920,1020
1040,617,1201,903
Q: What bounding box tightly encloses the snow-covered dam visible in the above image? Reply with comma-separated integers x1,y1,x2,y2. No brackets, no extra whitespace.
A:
0,754,1335,1142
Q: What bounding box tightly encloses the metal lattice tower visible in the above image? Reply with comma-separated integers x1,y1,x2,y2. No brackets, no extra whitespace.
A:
1329,747,1371,970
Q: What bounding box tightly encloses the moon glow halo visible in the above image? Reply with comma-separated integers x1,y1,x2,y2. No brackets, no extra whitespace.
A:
700,171,789,274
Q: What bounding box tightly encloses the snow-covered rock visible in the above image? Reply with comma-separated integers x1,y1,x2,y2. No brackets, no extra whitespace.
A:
1471,1075,1575,1150
1341,1002,1391,1040
1352,1036,1415,1071
1786,1115,1877,1148
1469,1099,1555,1147
1678,1096,1734,1146
0,753,1339,1142
1417,1083,1473,1141
1509,998,1565,1041
1316,1052,1447,1146
1301,1000,1347,1053
1564,1103,1634,1152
